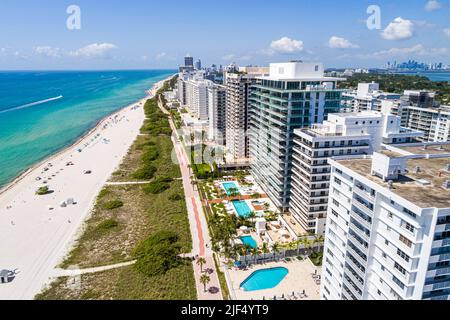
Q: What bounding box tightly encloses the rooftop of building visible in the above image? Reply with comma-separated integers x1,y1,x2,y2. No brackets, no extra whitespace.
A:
258,61,345,82
394,143,450,155
336,156,450,208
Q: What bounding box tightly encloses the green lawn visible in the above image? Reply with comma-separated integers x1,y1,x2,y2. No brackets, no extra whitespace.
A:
61,180,191,269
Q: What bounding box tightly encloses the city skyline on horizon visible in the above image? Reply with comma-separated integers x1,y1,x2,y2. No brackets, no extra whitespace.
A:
0,0,449,70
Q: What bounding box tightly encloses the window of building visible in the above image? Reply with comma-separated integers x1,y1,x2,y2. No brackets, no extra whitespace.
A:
394,262,406,275
403,208,417,219
392,276,405,290
399,234,412,248
397,249,410,262
404,222,415,234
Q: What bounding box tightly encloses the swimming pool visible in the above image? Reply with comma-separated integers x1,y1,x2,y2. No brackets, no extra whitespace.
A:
240,267,289,292
222,182,240,196
240,236,257,249
232,200,252,218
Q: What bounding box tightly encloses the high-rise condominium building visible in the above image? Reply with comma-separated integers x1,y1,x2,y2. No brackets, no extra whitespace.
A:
185,55,194,68
185,79,210,120
208,84,227,145
249,61,344,211
224,68,269,162
321,145,450,300
290,112,423,235
195,59,202,71
403,105,450,143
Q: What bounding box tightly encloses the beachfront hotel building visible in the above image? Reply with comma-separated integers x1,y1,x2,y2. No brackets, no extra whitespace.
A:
248,61,344,211
321,144,450,300
208,84,227,145
290,112,423,235
224,67,269,163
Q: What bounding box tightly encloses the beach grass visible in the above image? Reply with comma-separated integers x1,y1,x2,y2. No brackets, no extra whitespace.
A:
60,181,192,269
110,134,180,182
36,261,197,300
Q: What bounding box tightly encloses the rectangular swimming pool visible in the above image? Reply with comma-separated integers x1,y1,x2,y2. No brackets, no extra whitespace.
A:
223,182,240,196
240,235,257,249
232,200,252,218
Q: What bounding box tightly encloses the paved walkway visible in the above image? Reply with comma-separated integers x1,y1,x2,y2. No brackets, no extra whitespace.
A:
52,260,136,277
105,181,152,186
159,100,223,300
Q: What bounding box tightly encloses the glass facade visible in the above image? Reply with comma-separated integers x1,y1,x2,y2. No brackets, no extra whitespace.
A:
249,79,343,210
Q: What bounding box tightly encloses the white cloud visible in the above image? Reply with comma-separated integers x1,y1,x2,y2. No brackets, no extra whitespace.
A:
371,44,448,58
69,43,117,59
425,0,442,11
222,54,236,61
269,37,304,54
33,46,61,58
381,17,415,40
328,36,360,49
444,28,450,37
155,52,167,60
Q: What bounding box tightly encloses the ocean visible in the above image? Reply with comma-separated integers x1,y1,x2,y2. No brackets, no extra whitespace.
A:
396,71,450,82
0,70,175,187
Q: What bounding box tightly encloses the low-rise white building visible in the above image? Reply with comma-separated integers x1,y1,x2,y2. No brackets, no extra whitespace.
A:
342,82,401,113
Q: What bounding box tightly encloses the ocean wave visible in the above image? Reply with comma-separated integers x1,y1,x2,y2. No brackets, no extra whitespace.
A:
0,95,63,114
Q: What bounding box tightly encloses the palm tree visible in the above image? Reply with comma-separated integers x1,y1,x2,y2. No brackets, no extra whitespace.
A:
251,247,260,264
200,274,211,292
313,235,325,253
261,243,270,261
271,242,281,260
196,257,207,273
302,237,314,259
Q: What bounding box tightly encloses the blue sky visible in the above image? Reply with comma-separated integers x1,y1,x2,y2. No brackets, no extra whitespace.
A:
0,0,449,70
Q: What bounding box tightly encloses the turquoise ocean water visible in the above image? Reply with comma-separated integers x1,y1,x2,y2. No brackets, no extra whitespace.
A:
0,70,175,187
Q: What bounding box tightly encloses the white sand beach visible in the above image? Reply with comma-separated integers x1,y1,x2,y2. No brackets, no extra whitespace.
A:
0,79,168,300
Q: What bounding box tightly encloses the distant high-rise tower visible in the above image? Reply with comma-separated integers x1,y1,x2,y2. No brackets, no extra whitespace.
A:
195,59,202,70
185,55,194,68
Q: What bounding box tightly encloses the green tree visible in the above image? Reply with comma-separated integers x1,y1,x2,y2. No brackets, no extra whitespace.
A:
197,257,207,273
200,274,211,292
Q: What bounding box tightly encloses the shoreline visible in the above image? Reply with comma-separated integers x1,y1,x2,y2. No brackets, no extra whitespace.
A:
0,76,173,196
0,75,173,300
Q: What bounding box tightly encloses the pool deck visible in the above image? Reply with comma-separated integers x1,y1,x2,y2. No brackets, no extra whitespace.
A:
225,260,321,300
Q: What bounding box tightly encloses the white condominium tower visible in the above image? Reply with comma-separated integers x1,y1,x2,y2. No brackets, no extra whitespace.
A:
321,144,450,300
249,61,344,211
224,67,269,162
404,105,450,143
208,84,227,145
185,79,210,121
290,111,423,235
